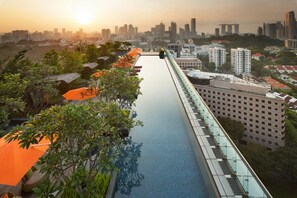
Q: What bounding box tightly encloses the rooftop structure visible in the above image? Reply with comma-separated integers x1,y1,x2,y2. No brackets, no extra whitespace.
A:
46,73,80,84
83,62,99,69
174,57,202,70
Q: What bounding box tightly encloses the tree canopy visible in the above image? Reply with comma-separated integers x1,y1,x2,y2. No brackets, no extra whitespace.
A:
6,102,142,197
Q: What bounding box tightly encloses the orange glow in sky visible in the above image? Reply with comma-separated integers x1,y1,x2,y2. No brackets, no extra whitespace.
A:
0,0,296,33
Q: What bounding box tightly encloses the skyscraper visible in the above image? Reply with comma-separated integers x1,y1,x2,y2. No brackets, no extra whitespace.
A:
231,48,251,75
215,28,220,37
191,18,197,37
115,26,119,34
234,24,239,34
285,11,297,39
257,27,263,36
169,22,177,42
185,24,190,39
208,47,226,70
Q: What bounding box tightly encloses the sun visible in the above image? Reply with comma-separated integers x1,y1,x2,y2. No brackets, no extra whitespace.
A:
75,9,92,25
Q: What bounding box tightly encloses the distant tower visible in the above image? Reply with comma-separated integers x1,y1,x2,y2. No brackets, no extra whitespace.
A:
215,28,220,37
115,26,119,34
208,47,226,70
231,48,251,75
128,24,134,36
221,24,226,35
227,24,233,35
101,29,111,41
257,27,263,36
285,11,297,39
185,24,190,39
234,24,239,34
170,22,177,42
191,18,197,37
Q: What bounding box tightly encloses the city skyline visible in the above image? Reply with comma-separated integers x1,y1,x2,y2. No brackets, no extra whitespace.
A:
0,0,296,34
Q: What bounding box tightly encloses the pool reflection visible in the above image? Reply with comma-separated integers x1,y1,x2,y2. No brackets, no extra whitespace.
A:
115,137,144,195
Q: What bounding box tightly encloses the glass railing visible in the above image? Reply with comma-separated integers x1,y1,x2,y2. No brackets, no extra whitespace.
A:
165,49,272,198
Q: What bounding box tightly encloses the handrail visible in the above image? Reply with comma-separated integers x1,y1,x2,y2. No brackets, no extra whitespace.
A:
165,49,272,198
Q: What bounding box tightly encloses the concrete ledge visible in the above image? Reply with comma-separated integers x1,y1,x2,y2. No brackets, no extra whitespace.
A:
105,172,117,198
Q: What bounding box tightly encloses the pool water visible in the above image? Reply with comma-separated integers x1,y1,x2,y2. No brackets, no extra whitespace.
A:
115,56,208,198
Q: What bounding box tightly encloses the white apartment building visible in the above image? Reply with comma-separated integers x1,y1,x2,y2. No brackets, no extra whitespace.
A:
175,58,202,70
187,70,285,150
208,47,226,70
231,48,251,75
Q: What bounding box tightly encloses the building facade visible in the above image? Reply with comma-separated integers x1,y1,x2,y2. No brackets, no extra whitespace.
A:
187,71,285,150
285,11,297,39
208,47,226,70
174,58,202,70
285,39,297,49
231,48,251,75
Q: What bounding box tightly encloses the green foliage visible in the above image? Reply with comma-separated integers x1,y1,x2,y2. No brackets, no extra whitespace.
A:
251,60,271,77
206,62,216,72
239,143,274,179
93,68,142,109
85,44,99,62
59,50,84,74
276,51,297,65
42,49,60,72
2,50,29,75
23,62,58,112
193,34,283,49
222,62,231,72
5,102,141,197
218,117,244,143
0,74,27,129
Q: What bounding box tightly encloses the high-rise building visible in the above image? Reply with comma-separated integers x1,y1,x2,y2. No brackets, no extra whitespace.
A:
285,11,297,39
187,70,285,150
221,24,226,35
234,24,239,34
257,27,263,36
231,48,251,75
227,24,233,35
191,18,197,37
185,24,190,39
115,26,119,34
128,24,134,36
179,28,185,39
169,22,177,42
11,30,30,41
215,28,220,37
208,47,226,70
101,28,111,41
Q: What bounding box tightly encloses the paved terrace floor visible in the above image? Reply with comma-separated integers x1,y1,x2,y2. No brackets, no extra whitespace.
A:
115,55,209,198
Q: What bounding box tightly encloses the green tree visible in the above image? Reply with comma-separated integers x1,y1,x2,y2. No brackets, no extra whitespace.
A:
218,117,244,143
6,102,142,197
0,74,27,130
207,62,216,72
93,68,142,109
85,44,99,62
222,62,231,72
276,51,297,65
42,49,60,70
22,62,58,113
59,50,84,74
2,50,31,75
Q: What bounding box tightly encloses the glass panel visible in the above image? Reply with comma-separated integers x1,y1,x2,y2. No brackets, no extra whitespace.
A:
165,50,270,198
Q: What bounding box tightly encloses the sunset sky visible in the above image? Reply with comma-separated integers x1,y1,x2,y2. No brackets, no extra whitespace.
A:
0,0,296,34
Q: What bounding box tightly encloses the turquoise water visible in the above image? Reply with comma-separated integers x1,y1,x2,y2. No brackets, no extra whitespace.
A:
115,56,208,198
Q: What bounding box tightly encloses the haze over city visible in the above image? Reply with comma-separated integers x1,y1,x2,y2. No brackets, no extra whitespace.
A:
0,0,297,33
